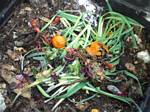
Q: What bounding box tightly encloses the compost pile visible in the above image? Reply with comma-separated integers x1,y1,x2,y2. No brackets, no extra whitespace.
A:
0,0,150,112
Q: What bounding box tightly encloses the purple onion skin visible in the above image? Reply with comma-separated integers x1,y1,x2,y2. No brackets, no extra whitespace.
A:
64,55,75,62
81,66,93,78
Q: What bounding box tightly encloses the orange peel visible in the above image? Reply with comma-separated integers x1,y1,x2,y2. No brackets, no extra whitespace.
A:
51,35,66,48
86,41,109,56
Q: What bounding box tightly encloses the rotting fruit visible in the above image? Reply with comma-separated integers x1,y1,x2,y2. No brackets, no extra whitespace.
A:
86,41,109,56
51,35,66,48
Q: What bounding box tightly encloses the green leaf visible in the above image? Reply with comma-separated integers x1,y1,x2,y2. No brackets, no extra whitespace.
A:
83,25,91,48
98,14,103,38
58,11,79,23
27,52,45,58
96,87,132,104
32,56,45,61
67,24,90,48
83,83,131,105
124,71,143,96
40,15,56,32
64,13,83,38
105,0,113,12
37,85,51,98
68,59,81,75
58,82,86,98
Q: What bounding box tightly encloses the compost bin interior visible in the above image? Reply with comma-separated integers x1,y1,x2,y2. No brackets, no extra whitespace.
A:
0,0,150,112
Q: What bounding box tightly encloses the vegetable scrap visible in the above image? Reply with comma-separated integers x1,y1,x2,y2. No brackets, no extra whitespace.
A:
107,85,123,96
30,19,38,27
91,108,100,112
14,3,144,111
52,16,61,25
30,19,41,33
51,34,66,48
86,41,109,57
33,27,40,33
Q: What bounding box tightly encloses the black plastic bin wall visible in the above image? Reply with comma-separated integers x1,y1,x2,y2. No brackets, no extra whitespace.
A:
0,0,22,29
